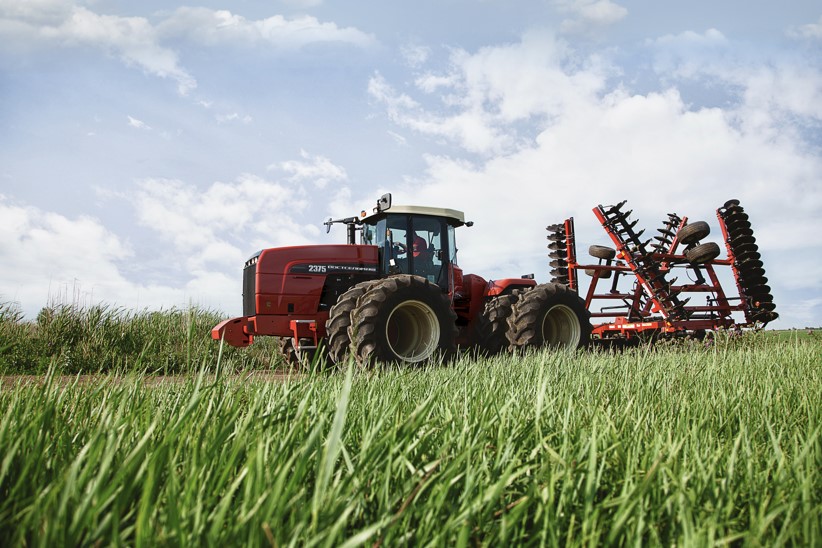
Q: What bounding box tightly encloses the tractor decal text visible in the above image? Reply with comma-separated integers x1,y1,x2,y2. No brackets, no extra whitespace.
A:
289,263,379,275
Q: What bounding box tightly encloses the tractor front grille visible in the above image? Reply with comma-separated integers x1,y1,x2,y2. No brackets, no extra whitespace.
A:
242,252,260,316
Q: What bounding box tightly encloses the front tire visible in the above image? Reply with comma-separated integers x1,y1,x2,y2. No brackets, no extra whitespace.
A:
349,275,457,365
326,279,380,364
507,283,591,351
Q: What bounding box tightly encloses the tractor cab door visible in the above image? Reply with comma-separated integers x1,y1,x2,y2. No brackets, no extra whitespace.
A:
365,214,452,292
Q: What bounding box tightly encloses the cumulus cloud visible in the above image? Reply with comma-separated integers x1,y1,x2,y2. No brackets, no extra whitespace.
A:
369,32,608,155
401,43,431,68
271,149,348,189
0,162,338,317
0,2,196,94
553,0,628,34
0,195,185,315
127,115,150,130
788,15,822,41
372,30,822,328
133,174,321,268
0,2,373,94
157,7,374,49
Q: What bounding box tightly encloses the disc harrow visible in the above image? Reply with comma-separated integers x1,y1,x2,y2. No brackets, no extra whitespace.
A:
546,221,571,286
717,199,778,324
551,199,777,343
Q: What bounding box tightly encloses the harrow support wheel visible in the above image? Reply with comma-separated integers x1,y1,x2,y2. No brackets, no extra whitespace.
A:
507,283,591,351
677,221,711,245
349,275,457,365
473,290,524,356
685,242,721,265
589,245,616,260
326,279,380,364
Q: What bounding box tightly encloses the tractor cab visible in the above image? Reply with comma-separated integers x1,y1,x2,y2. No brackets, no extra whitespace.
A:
359,205,467,292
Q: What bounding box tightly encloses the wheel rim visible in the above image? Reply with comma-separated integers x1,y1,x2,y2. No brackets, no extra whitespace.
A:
540,304,581,349
385,300,441,362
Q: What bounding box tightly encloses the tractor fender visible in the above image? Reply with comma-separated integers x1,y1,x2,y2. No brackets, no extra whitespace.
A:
485,278,537,298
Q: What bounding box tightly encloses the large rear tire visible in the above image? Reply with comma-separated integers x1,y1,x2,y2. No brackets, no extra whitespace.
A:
349,275,457,365
507,283,591,351
473,291,523,356
326,279,380,364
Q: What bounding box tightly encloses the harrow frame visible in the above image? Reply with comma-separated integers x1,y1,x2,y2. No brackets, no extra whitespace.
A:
548,199,777,343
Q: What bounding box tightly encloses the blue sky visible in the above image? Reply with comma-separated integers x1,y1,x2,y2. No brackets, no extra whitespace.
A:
1,0,820,328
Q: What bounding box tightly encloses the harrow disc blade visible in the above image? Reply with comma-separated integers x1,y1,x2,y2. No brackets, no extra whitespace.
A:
548,251,565,260
738,258,764,270
723,198,741,209
546,224,565,232
724,211,750,223
733,242,759,254
548,242,567,251
740,267,767,279
722,205,745,217
550,268,568,277
549,259,568,268
750,295,775,306
734,250,761,262
725,219,752,232
546,232,566,242
754,301,777,311
731,234,756,246
750,310,779,322
729,227,754,239
740,275,768,287
745,283,772,295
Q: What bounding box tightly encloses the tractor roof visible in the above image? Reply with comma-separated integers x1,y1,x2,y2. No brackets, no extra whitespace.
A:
362,205,467,226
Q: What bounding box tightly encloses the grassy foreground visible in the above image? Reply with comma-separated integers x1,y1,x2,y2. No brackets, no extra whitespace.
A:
1,337,819,545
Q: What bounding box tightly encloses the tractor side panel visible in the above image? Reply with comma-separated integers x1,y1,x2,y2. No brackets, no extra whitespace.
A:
249,244,380,337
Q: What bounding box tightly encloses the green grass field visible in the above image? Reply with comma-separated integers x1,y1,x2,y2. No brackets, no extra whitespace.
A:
0,302,820,545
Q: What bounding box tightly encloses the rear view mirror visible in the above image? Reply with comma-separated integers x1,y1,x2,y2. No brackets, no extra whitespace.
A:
377,193,392,212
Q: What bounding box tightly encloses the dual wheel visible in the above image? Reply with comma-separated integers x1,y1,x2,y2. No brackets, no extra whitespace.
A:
322,276,591,367
326,275,457,366
476,283,591,356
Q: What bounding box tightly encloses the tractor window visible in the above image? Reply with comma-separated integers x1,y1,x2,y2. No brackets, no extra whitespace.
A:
362,222,378,245
369,214,450,290
410,216,445,285
385,216,410,274
448,225,458,266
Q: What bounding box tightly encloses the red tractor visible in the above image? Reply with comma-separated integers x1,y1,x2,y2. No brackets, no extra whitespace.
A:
212,193,592,364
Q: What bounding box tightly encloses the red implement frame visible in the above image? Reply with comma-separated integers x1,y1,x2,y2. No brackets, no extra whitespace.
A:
559,200,770,342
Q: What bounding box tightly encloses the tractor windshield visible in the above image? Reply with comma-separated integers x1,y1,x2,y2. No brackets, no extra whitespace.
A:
364,213,451,290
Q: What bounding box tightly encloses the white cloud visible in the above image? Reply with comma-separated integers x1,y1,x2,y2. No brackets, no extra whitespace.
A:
788,15,822,41
127,115,150,130
0,3,374,94
133,174,320,271
0,2,196,94
271,149,348,189
0,195,185,316
554,0,628,34
369,32,608,155
372,32,822,331
215,112,253,124
279,0,323,8
401,43,431,68
158,7,374,50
